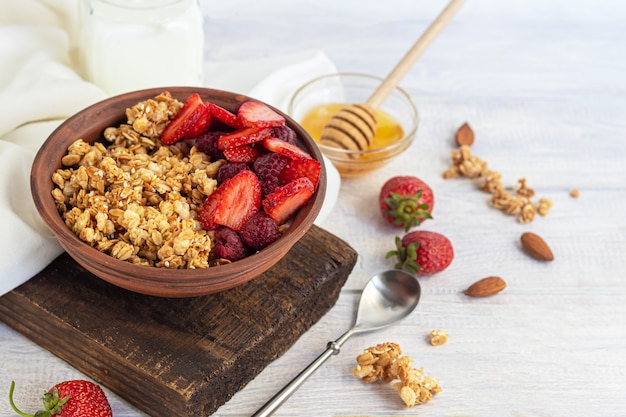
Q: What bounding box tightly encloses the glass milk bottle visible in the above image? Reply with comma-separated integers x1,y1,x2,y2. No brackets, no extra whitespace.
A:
78,0,204,96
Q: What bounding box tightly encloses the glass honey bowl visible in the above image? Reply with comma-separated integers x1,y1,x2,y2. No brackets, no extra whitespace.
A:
288,73,418,177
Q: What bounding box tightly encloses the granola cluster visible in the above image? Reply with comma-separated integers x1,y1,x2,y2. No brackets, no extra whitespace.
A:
125,91,183,138
351,341,402,383
429,329,448,346
352,342,441,408
443,145,553,223
51,94,227,269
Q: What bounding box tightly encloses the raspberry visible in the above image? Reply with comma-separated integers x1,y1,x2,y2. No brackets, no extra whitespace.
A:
239,212,281,250
259,176,280,197
217,161,250,184
271,125,298,145
213,226,248,261
195,131,226,160
253,152,290,179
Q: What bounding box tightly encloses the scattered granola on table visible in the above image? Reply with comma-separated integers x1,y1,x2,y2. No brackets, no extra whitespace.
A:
351,342,402,383
352,342,442,408
443,143,553,223
429,329,448,346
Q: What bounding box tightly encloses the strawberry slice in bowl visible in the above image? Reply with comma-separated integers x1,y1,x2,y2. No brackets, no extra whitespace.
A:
198,170,262,232
263,136,313,160
184,102,212,139
262,177,316,225
161,93,211,144
237,100,286,128
222,144,263,163
206,101,240,128
278,158,322,189
218,126,273,150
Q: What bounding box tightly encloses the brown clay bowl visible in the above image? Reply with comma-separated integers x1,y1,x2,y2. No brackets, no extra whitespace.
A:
31,87,326,297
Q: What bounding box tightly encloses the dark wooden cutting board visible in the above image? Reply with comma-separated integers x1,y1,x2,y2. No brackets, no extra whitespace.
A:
0,225,357,417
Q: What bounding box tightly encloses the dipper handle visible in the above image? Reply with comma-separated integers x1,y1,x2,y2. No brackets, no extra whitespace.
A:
366,0,466,110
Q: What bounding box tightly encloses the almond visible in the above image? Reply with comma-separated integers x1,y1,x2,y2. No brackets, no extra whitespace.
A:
455,122,474,146
464,276,506,297
520,232,554,261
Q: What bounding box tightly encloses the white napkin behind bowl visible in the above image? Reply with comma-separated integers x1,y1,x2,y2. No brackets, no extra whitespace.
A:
0,20,107,296
0,3,340,296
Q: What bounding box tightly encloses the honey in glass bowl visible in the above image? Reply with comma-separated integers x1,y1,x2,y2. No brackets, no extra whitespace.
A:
289,73,418,177
300,103,405,150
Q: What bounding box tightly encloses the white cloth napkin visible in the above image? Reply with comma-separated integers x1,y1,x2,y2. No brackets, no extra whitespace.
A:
0,0,339,296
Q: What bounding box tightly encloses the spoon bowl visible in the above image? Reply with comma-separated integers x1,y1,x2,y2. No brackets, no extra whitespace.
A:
252,270,420,416
353,270,421,333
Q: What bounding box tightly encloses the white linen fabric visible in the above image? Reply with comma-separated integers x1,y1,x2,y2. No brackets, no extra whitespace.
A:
0,0,338,296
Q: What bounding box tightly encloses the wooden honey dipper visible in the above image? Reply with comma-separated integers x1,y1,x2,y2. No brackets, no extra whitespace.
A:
319,0,465,151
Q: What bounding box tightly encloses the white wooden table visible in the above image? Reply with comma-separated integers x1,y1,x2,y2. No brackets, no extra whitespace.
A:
2,0,626,416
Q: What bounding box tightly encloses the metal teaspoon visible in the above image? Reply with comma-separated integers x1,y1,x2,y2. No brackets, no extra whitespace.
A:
252,269,421,417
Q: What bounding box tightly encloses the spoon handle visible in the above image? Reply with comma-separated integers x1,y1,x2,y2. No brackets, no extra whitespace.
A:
251,335,350,417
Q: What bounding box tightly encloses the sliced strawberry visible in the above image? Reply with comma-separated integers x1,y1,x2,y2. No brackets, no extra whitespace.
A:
278,158,322,189
223,144,262,163
162,93,207,145
263,136,312,160
237,100,286,128
198,186,224,230
206,102,239,128
198,170,261,231
184,102,212,139
262,177,315,225
218,127,272,150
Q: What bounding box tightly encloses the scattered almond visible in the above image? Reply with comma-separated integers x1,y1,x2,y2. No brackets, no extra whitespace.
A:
520,232,554,261
455,122,474,146
464,276,506,297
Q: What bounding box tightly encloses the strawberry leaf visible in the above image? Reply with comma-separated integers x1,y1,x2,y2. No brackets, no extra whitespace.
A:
386,236,421,275
384,191,433,232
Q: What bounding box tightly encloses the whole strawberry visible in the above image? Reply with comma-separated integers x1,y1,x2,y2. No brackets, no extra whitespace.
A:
379,176,434,231
9,380,112,417
386,231,453,275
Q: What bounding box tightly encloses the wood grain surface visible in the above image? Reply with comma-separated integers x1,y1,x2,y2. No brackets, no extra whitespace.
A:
2,1,626,416
0,225,357,417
